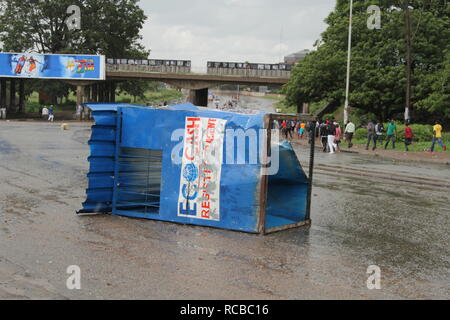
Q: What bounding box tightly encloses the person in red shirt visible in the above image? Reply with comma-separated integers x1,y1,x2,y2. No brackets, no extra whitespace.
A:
404,122,414,151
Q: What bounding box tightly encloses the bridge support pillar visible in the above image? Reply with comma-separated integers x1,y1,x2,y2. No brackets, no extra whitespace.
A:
187,88,208,107
110,82,116,103
297,102,310,114
98,83,104,102
104,82,110,102
302,103,309,114
76,85,85,107
93,83,97,102
84,86,91,103
18,80,25,113
101,82,109,102
9,79,16,112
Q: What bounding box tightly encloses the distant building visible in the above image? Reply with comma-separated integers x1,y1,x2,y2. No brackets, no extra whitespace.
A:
284,49,310,65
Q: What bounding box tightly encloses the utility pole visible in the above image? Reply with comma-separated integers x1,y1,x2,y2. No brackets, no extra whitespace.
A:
404,1,412,122
344,0,354,124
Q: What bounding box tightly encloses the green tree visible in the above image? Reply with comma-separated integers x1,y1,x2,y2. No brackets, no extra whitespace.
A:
284,0,449,122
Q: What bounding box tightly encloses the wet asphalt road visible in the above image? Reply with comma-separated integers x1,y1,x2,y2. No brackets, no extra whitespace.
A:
0,105,449,299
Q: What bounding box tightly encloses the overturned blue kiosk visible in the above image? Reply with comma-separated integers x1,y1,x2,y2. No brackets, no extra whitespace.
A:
78,103,316,234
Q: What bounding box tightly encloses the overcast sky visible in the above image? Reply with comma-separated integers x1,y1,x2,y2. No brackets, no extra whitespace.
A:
139,0,336,72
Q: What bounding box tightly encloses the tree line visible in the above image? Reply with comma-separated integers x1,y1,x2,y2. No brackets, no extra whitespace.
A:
283,0,449,123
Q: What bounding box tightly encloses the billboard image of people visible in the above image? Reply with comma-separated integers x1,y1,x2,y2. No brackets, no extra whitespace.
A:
0,53,105,80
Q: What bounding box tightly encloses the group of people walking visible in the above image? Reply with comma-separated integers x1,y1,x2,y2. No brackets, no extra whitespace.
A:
278,120,312,141
363,119,446,152
275,118,447,154
319,120,342,154
363,120,399,151
39,105,55,122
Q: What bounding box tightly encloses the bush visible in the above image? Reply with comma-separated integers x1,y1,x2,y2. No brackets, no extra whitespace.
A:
354,128,368,140
118,97,132,103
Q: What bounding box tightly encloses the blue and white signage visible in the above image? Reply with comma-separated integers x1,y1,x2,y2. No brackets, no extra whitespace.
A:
178,117,227,221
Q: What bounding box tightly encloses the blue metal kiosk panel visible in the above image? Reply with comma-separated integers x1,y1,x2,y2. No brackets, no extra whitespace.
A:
78,107,119,214
115,106,265,233
79,103,312,234
265,141,309,230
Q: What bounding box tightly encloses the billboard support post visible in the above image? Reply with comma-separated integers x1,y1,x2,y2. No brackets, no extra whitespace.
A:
0,79,6,108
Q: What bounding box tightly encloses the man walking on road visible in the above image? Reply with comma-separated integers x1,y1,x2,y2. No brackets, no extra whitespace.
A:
384,120,397,149
375,121,384,145
430,120,447,152
404,122,414,152
320,121,329,152
344,120,355,148
48,105,55,122
42,106,49,120
327,120,337,154
366,120,376,151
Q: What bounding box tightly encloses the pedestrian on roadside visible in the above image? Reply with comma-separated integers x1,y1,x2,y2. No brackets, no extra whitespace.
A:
281,120,289,140
286,120,293,139
273,119,281,130
0,106,6,119
344,120,355,148
327,120,337,154
295,121,301,138
307,121,315,145
290,120,296,138
42,106,49,120
39,105,43,118
384,120,397,149
375,121,384,145
316,120,321,138
404,122,414,152
335,123,342,152
48,105,54,122
320,121,329,152
430,120,447,152
299,121,306,139
366,120,377,151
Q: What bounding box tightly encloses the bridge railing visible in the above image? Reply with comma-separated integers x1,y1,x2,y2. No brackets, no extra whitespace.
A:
106,58,191,74
105,59,292,78
206,67,291,78
206,62,292,79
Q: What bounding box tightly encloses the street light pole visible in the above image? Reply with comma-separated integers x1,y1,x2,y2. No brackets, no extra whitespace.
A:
404,3,412,123
344,0,353,124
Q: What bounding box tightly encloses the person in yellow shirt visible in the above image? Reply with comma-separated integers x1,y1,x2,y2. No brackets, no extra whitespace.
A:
430,121,446,152
299,121,306,139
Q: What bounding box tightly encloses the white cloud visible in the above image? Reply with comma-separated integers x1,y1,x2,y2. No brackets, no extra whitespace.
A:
139,0,335,72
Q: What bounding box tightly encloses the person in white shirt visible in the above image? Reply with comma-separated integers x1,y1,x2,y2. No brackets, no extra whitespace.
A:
0,107,6,119
344,120,356,148
42,106,49,120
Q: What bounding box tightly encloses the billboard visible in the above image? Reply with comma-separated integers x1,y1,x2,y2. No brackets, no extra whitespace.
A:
0,52,105,80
